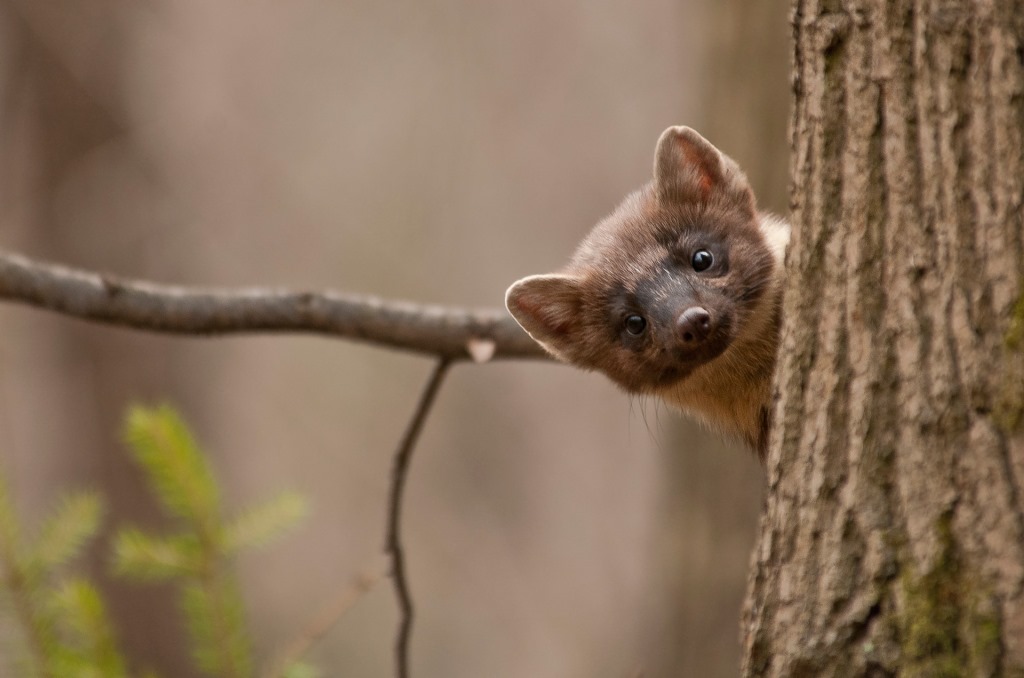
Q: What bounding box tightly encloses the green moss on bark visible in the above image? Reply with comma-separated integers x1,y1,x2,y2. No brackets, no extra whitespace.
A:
899,513,1005,678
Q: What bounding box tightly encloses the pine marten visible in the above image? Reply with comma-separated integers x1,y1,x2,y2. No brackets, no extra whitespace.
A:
505,126,789,460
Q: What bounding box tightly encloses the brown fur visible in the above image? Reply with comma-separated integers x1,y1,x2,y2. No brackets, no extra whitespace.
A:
506,127,788,461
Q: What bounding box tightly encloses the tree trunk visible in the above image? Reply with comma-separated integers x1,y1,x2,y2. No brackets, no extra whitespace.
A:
743,1,1024,676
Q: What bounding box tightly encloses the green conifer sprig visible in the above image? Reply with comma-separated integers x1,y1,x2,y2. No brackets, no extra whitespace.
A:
281,662,322,678
111,529,203,581
122,405,221,538
0,470,126,678
48,578,129,678
115,404,307,678
223,491,308,554
2,404,310,678
31,493,104,573
182,579,253,677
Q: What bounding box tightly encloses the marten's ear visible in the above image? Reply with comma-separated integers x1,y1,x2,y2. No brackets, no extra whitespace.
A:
505,274,584,362
653,126,755,216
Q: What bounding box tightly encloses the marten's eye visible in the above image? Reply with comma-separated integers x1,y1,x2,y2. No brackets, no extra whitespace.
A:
624,315,647,336
692,249,714,272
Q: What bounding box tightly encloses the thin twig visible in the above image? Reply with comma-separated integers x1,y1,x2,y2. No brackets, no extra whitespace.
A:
385,359,451,678
264,557,387,678
0,249,547,362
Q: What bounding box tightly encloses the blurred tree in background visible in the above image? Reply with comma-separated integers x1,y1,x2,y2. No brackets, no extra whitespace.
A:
0,1,789,676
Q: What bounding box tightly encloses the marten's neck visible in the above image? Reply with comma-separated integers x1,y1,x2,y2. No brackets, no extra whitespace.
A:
658,214,787,460
659,295,782,458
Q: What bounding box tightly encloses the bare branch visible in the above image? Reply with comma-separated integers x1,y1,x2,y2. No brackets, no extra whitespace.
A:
264,557,387,678
386,359,450,678
0,250,547,362
0,249,545,675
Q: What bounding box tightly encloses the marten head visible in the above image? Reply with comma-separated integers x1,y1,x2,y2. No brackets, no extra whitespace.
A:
505,126,786,401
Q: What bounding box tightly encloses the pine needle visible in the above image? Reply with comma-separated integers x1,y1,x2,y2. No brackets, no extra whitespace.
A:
31,493,104,573
111,529,203,581
282,662,321,678
182,580,253,678
122,405,221,534
224,492,307,554
48,578,128,678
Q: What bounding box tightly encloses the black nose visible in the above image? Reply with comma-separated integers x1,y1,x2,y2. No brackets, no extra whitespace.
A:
677,307,712,344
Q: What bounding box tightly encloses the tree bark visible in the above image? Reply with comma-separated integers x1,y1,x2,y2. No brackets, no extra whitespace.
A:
744,1,1024,676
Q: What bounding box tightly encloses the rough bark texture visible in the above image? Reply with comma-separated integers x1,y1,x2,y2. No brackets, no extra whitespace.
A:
743,1,1024,676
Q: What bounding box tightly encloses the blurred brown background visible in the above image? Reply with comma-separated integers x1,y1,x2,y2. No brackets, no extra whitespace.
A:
0,1,787,676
